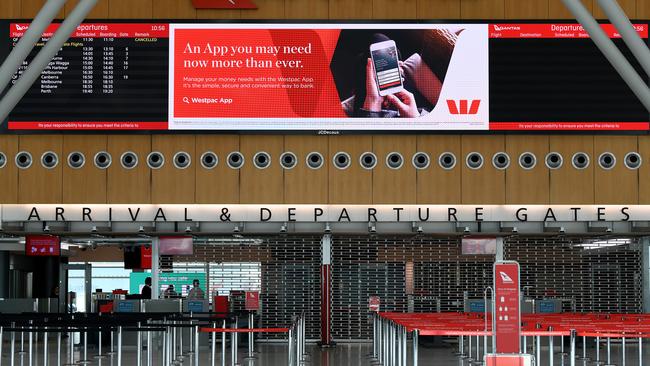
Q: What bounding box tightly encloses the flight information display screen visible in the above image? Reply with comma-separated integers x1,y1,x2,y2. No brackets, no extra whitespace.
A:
0,20,647,132
3,22,168,130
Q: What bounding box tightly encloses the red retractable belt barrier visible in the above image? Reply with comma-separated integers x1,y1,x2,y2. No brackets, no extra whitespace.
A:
200,327,289,333
376,311,650,339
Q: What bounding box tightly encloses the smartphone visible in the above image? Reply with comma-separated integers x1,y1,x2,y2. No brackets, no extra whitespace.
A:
370,40,403,96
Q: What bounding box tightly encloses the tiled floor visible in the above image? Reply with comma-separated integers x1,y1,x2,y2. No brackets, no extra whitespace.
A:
2,336,650,365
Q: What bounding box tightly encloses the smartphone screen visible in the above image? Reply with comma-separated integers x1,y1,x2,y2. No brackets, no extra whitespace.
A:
371,43,402,94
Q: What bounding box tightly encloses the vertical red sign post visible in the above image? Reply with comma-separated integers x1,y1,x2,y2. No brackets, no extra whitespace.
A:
493,261,521,354
245,291,260,311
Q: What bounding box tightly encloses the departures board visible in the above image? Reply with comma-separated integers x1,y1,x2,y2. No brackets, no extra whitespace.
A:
3,22,168,131
0,21,647,132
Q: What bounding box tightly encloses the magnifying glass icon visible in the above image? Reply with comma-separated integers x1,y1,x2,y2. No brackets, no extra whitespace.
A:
182,97,190,104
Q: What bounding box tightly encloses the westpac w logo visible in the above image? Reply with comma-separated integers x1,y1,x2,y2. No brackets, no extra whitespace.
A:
446,99,481,115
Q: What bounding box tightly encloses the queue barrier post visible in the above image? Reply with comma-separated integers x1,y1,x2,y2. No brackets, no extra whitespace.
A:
147,328,152,366
117,326,122,366
10,322,15,366
639,336,643,366
412,329,418,366
194,325,200,366
211,322,216,366
136,322,142,366
221,320,226,366
622,336,626,366
569,329,576,366
231,318,238,366
28,322,32,366
372,314,377,360
42,326,47,366
56,328,61,366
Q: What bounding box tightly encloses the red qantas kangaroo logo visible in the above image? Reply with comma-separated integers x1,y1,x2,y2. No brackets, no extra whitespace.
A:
191,0,257,9
446,99,481,115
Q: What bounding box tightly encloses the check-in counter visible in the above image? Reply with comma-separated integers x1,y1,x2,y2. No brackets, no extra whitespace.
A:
113,299,142,313
142,299,182,313
37,298,59,313
0,298,38,313
464,298,537,314
183,299,209,313
464,298,493,313
180,299,210,348
535,299,563,313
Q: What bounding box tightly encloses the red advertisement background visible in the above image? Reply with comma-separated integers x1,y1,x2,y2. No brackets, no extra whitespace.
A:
494,262,520,354
173,29,346,119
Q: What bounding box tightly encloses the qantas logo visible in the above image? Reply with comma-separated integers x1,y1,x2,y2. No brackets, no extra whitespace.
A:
191,0,257,9
499,271,514,284
492,25,521,32
447,99,481,115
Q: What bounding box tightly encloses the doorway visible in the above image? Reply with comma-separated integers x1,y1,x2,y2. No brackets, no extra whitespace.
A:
60,263,92,313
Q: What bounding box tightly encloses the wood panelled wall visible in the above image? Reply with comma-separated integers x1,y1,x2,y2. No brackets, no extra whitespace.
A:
0,0,646,205
0,134,646,204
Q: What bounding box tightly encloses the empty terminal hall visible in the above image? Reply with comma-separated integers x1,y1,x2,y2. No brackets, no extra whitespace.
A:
3,0,650,365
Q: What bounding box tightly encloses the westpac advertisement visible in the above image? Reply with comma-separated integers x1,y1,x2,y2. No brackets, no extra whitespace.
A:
168,24,489,130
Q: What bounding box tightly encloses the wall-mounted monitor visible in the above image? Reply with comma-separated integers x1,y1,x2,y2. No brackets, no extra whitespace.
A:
159,236,193,255
461,236,497,255
25,235,60,256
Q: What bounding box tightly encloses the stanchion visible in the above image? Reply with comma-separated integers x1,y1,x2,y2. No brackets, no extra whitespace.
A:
42,326,47,366
549,330,554,366
639,337,643,366
372,314,377,360
162,328,168,366
396,325,401,366
65,326,75,366
467,333,474,362
288,327,294,366
577,335,589,361
222,320,227,366
179,321,184,361
604,337,614,366
147,329,152,366
244,313,256,362
595,336,603,366
232,319,238,366
172,322,177,363
117,326,122,366
569,330,576,366
10,322,15,366
194,325,200,366
412,329,418,366
137,323,142,366
459,335,465,357
621,336,626,366
536,335,541,366
94,327,106,360
28,323,32,366
57,329,61,366
211,322,216,366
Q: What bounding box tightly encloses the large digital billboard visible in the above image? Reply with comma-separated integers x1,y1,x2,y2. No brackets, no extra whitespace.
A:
0,21,648,132
168,24,490,130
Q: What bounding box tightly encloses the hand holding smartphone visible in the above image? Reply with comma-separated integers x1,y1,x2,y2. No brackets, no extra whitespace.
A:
369,40,404,96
